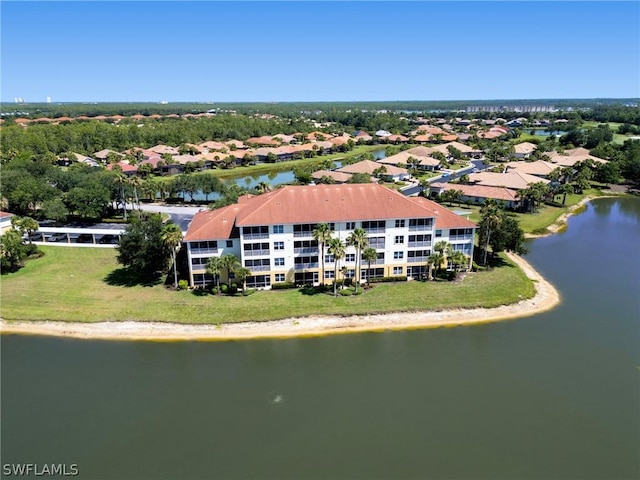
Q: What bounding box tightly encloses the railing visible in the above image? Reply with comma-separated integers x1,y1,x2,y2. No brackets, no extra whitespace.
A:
408,241,431,248
363,227,385,234
294,247,318,254
408,225,431,232
293,231,313,237
191,263,208,271
294,263,319,270
190,247,218,255
449,235,473,241
244,249,270,256
243,233,269,240
248,265,270,272
408,257,428,263
368,242,386,249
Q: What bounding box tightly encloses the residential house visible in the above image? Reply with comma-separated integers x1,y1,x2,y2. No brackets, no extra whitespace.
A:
468,171,550,190
337,160,410,182
513,142,538,158
429,183,520,209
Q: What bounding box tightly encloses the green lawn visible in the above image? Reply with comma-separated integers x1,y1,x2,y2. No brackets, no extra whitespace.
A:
0,247,535,325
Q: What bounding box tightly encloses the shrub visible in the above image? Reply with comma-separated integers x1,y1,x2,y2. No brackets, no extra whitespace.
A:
220,283,229,294
210,286,218,295
271,282,297,290
243,288,257,296
228,284,238,295
338,289,353,296
369,276,408,283
177,279,189,290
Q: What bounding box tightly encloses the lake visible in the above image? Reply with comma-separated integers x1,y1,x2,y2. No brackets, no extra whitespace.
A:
2,197,638,479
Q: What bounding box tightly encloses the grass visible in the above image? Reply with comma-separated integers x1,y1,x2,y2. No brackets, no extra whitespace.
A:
0,247,535,325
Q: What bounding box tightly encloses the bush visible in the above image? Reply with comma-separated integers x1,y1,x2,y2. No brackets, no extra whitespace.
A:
271,282,297,290
177,279,188,290
369,276,408,283
220,283,229,294
338,289,353,296
210,286,218,295
243,288,257,296
228,284,238,295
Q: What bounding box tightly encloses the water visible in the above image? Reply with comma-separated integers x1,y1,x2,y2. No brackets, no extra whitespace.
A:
2,198,639,479
529,129,567,136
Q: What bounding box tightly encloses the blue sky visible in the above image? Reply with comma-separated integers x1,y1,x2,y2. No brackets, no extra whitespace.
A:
2,1,639,102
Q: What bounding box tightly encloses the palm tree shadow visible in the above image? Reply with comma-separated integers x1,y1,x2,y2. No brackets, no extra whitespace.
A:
103,268,164,287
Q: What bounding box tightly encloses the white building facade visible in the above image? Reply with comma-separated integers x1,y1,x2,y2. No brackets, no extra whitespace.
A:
185,184,476,289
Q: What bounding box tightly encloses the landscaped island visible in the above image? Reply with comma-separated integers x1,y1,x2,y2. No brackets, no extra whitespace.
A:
0,243,559,340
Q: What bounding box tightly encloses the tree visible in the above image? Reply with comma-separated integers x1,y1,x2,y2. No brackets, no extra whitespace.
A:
137,163,154,179
162,223,183,289
113,173,128,220
234,266,252,294
128,176,143,210
327,237,345,297
429,241,451,279
449,250,468,273
362,247,377,286
220,253,240,287
312,223,332,286
0,229,27,272
15,216,39,244
347,228,368,292
116,212,170,276
478,199,503,265
42,198,69,224
206,256,224,295
347,172,372,184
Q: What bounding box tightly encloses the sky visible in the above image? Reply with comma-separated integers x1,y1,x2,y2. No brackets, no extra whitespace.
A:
1,1,639,103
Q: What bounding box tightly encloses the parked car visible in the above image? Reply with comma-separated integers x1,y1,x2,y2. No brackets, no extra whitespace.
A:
98,234,119,244
76,234,94,243
48,232,68,242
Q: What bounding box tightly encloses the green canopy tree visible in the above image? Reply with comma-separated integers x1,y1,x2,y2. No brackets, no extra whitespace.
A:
116,212,170,276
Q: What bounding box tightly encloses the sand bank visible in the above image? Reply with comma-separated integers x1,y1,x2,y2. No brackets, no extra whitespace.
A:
0,253,560,342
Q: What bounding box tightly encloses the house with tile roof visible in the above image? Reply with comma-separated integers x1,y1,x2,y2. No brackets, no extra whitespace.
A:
513,142,538,158
337,160,410,181
184,184,476,288
468,171,550,190
429,183,520,209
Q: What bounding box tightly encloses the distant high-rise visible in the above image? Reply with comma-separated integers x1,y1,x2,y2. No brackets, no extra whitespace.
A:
46,96,52,103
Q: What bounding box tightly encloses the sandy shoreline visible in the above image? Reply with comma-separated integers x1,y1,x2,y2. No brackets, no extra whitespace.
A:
0,253,560,342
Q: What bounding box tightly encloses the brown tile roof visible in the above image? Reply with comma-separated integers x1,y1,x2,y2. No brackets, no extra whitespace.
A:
184,205,242,241
185,185,475,240
505,161,557,176
469,171,549,190
311,170,353,183
513,142,538,155
431,182,519,203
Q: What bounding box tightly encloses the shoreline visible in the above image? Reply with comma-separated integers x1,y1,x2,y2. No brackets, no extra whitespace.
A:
0,253,560,342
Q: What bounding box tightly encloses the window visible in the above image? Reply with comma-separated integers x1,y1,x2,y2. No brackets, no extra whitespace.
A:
325,270,335,279
345,253,355,262
344,269,355,278
226,240,233,248
393,266,403,275
191,241,218,251
435,230,442,238
274,257,285,267
394,236,404,244
394,251,404,259
274,273,285,283
346,221,356,230
243,242,269,255
242,226,269,238
272,225,284,234
246,275,271,288
361,267,383,280
368,237,385,249
274,241,285,250
395,219,405,228
362,220,385,232
244,259,270,271
325,254,334,263
293,223,317,237
409,218,433,228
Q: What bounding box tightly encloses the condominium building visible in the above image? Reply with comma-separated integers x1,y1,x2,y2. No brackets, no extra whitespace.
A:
184,184,476,289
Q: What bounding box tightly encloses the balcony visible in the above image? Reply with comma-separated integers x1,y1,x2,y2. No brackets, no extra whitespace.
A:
243,233,269,240
363,227,385,234
293,231,313,238
294,247,318,254
294,263,319,270
449,235,473,241
408,257,428,263
408,225,431,232
190,247,218,255
368,242,386,249
408,241,431,248
244,249,270,257
248,265,270,272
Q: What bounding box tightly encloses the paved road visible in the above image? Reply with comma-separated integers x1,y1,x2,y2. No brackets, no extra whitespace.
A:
138,204,203,231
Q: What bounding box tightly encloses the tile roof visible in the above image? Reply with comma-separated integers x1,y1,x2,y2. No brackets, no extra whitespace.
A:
505,161,557,176
513,142,538,154
338,160,407,176
311,170,353,183
185,185,475,241
430,182,519,202
469,171,549,190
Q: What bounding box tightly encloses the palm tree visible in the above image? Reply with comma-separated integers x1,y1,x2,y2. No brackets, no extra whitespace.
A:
206,256,224,295
480,199,503,266
362,247,377,286
113,173,128,220
559,183,574,205
161,223,183,289
234,266,252,295
128,176,143,210
450,250,468,273
430,240,451,279
347,227,368,293
312,223,332,286
327,237,345,297
220,253,240,288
